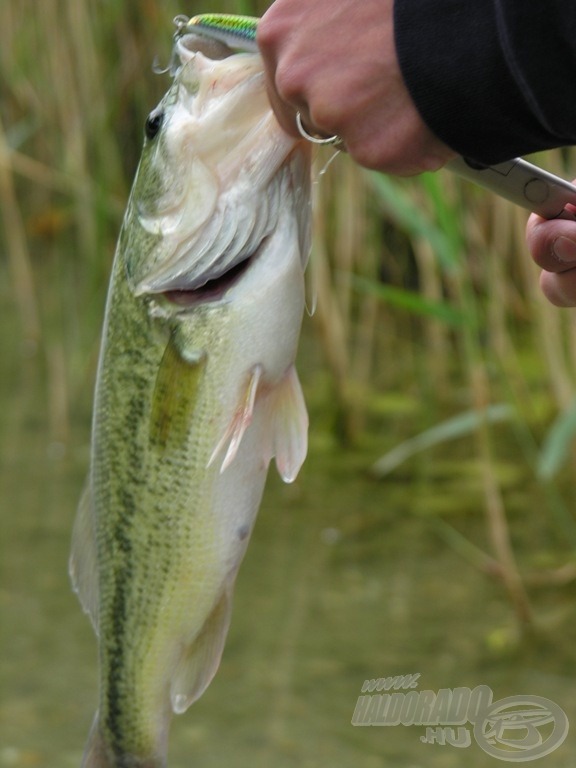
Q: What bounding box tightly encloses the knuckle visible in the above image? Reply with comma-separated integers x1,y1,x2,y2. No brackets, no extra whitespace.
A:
345,143,379,170
255,16,278,51
274,62,307,104
347,131,444,175
307,105,338,135
345,134,397,173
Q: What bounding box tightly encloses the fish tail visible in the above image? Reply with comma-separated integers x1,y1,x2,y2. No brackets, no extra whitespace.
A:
81,713,165,768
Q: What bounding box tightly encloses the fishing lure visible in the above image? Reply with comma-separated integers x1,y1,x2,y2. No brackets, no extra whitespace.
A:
177,13,259,52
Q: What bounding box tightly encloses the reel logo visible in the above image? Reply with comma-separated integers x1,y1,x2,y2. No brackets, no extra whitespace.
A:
352,675,569,762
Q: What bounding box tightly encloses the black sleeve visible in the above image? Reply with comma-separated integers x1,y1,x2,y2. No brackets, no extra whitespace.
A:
394,0,576,164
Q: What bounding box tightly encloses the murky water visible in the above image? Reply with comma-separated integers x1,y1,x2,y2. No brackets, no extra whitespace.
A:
2,280,576,767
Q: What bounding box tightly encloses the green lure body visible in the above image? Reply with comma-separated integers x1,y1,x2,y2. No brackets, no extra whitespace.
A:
184,13,259,52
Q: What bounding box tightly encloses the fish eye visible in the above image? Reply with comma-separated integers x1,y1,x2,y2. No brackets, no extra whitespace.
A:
145,110,164,141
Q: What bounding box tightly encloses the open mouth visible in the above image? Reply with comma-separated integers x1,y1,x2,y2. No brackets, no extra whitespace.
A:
162,255,253,307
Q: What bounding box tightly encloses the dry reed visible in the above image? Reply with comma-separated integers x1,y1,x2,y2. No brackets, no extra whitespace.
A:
2,0,575,627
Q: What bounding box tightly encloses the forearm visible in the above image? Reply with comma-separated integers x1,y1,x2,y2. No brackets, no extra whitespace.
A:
395,0,576,163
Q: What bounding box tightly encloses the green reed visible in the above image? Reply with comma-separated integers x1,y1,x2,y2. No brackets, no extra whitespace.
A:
312,146,576,627
2,0,576,626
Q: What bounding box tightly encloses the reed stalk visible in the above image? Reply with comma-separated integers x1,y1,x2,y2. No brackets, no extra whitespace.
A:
2,0,575,625
0,115,40,344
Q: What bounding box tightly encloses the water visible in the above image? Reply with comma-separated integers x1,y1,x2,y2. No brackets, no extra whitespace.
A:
2,284,576,767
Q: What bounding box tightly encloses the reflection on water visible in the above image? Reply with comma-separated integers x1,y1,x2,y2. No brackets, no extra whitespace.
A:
1,290,576,767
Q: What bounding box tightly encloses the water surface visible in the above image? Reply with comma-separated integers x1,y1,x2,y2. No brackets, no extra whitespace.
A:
1,282,575,767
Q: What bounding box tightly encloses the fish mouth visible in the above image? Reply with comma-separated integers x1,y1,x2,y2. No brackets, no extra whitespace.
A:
161,254,253,307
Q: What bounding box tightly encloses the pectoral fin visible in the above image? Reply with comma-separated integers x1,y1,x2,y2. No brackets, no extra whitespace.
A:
208,365,262,472
170,586,233,714
69,480,99,634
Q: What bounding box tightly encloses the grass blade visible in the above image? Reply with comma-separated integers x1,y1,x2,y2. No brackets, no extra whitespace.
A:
537,397,576,480
351,274,470,327
371,404,514,477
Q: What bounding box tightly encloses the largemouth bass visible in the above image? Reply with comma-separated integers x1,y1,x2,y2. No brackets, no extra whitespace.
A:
70,29,311,768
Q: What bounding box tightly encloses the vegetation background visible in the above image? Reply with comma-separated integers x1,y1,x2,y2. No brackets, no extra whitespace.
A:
2,1,576,766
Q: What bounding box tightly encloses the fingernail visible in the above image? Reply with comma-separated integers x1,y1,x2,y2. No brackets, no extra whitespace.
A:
553,236,576,262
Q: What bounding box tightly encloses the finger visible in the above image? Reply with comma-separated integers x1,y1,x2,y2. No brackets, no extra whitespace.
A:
540,267,576,307
263,77,301,137
526,212,576,273
257,13,308,139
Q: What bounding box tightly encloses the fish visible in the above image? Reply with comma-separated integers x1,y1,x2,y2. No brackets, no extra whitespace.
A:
69,26,311,768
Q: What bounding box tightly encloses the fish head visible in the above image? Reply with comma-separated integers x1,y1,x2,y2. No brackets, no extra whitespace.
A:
124,36,311,303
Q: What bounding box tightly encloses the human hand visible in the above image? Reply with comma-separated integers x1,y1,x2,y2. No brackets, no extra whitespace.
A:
257,0,456,175
526,198,576,307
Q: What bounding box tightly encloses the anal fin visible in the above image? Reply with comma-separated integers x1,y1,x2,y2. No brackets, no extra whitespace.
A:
170,586,233,714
